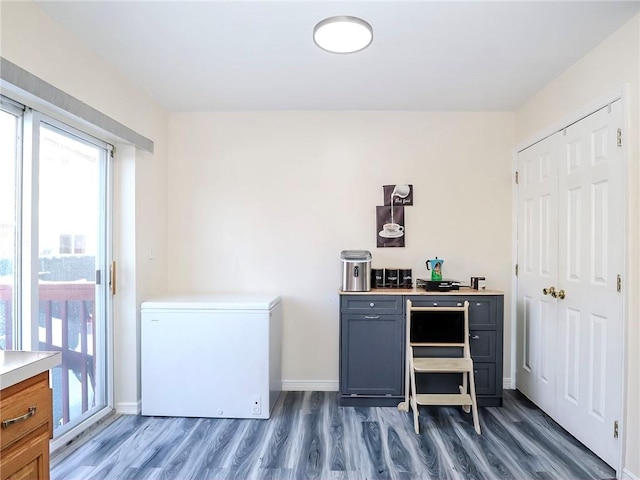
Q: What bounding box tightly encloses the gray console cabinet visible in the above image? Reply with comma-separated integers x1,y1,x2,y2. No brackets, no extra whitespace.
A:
339,291,504,407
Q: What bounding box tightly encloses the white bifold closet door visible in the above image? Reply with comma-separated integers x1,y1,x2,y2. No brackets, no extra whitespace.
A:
516,100,624,468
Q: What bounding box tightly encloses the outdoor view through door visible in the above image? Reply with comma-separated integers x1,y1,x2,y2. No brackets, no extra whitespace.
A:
0,99,111,438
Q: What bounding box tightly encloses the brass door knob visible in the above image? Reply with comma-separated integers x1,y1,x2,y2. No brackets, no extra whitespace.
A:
542,286,557,297
558,289,566,300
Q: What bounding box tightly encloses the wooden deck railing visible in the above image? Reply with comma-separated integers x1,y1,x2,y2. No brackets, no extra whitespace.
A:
0,283,96,428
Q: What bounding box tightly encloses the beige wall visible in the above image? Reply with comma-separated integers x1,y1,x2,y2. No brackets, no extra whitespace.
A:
515,15,640,479
167,111,514,387
0,1,169,412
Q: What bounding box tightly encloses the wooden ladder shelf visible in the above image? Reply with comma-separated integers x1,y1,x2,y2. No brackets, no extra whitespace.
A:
398,301,481,435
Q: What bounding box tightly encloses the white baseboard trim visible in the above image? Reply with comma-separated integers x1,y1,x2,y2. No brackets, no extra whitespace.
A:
622,468,639,480
282,380,339,392
504,377,516,389
116,401,141,415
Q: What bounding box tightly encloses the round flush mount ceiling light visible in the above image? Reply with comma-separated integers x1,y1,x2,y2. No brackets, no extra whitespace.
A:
313,16,373,54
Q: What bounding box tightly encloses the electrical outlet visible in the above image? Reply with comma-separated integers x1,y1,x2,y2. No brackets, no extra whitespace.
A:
251,395,261,415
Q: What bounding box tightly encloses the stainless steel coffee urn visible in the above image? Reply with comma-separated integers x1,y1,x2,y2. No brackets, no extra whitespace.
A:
340,250,372,292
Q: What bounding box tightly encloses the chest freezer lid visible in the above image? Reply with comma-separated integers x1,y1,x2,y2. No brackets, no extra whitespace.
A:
141,294,281,311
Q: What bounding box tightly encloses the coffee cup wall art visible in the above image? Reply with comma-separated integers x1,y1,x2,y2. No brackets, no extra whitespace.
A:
376,184,413,248
376,205,405,247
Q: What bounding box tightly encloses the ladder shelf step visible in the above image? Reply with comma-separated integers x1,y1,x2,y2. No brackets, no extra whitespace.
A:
412,357,472,372
414,393,472,406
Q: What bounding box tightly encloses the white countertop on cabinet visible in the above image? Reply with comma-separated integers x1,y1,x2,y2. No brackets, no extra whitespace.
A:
0,351,62,390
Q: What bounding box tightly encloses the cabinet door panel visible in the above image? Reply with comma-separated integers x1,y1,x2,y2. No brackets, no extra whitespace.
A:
469,330,496,362
472,363,496,396
341,314,403,396
1,425,49,480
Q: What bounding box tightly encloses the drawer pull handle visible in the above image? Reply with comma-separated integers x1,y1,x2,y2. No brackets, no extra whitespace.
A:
476,303,482,306
470,335,480,339
365,315,380,319
369,303,375,307
457,303,462,306
2,406,36,428
432,303,438,306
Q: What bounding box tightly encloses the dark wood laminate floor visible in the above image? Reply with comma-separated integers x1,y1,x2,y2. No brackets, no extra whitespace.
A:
51,390,615,480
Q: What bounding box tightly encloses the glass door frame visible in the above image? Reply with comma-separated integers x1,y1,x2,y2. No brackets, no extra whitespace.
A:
21,109,115,446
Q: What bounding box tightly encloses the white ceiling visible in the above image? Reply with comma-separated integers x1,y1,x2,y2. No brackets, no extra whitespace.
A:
35,1,639,112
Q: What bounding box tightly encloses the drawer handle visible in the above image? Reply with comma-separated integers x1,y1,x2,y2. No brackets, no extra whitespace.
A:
2,406,36,429
470,335,480,339
476,303,482,306
432,303,438,306
369,303,375,307
365,315,380,319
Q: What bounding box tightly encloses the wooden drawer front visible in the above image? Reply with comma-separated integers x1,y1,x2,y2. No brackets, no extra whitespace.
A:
469,330,497,362
472,363,497,396
341,296,402,315
0,381,51,449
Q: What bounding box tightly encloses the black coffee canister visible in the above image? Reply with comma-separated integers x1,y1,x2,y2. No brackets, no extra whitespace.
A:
399,268,413,288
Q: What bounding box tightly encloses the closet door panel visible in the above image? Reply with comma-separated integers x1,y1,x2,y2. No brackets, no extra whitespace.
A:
516,132,559,414
555,101,624,467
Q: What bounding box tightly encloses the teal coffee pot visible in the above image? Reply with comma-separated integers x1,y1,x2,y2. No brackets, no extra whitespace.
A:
426,257,444,281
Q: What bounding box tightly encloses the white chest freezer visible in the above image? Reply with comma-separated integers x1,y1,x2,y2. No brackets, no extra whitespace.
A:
141,294,282,419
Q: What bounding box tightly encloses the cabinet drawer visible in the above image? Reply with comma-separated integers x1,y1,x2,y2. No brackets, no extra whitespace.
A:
466,299,496,327
0,378,51,449
408,297,462,309
408,296,498,328
472,363,497,396
469,330,497,362
341,296,403,315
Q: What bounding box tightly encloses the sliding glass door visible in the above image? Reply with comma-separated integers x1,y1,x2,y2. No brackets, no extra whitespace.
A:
2,97,112,438
35,119,110,434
